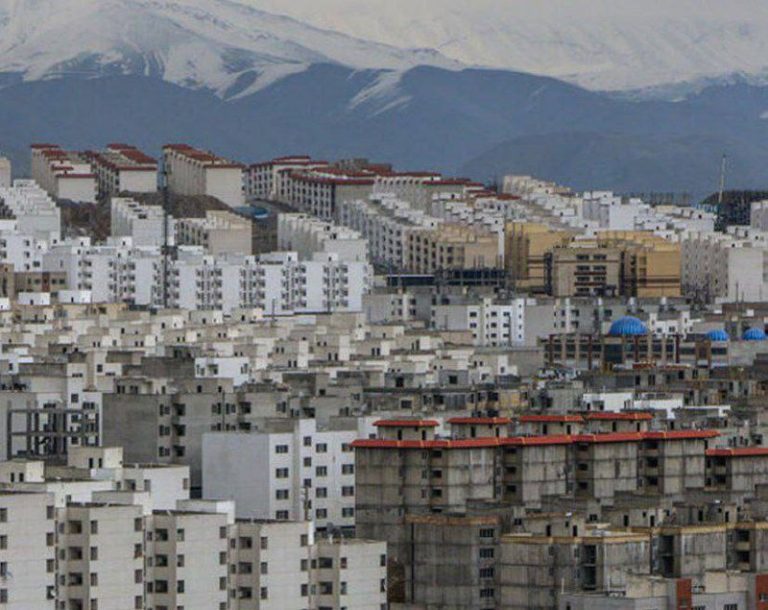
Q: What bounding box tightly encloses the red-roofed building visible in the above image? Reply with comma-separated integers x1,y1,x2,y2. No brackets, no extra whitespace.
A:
163,144,244,208
86,144,158,197
706,446,768,493
30,144,97,203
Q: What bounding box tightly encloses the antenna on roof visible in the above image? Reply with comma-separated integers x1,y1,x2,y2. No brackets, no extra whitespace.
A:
717,154,727,208
161,155,176,309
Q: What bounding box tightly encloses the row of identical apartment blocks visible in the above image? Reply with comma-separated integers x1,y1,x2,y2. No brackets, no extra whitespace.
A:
0,446,386,610
40,240,369,314
352,418,768,609
30,144,247,208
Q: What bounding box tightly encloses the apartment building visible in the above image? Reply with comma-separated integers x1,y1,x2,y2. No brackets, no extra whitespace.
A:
431,296,527,347
0,179,61,241
682,227,768,302
561,572,768,610
545,244,622,297
86,144,158,197
277,213,368,262
176,210,251,255
202,418,369,530
110,198,170,247
285,169,375,221
147,504,230,610
505,222,575,292
0,491,56,609
30,144,97,204
57,501,145,610
42,241,371,313
247,156,327,201
163,144,244,208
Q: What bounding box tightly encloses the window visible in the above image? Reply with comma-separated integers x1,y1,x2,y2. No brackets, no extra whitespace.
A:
316,488,328,498
479,548,494,559
316,443,328,453
276,489,289,500
275,445,289,454
260,537,268,550
316,466,328,477
480,588,495,599
341,464,354,475
341,486,354,497
260,587,268,600
316,509,328,519
479,528,495,538
275,468,289,479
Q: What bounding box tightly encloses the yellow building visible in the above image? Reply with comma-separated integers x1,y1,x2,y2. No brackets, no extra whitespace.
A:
408,224,501,274
595,231,681,298
504,222,576,292
505,223,681,298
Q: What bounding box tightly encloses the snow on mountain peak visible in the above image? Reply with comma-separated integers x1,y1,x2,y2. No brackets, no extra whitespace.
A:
0,0,459,98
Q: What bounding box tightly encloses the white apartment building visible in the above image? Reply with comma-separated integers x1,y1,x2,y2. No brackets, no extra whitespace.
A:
147,504,230,610
44,241,371,313
0,491,56,609
0,180,61,241
176,210,251,255
202,418,377,530
110,197,171,247
681,228,768,302
751,200,768,231
431,296,528,347
247,156,327,201
230,519,313,610
283,169,375,221
582,191,647,230
313,536,387,610
338,195,439,270
87,144,158,197
277,213,368,262
30,144,97,204
57,501,145,610
163,144,244,208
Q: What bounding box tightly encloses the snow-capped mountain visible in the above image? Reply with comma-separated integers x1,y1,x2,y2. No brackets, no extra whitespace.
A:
0,0,457,98
243,0,768,91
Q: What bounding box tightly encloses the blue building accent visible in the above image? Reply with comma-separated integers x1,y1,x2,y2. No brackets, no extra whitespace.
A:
706,329,730,342
743,327,767,341
608,316,648,337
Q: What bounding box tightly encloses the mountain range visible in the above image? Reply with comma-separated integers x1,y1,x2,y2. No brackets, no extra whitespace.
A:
2,0,768,197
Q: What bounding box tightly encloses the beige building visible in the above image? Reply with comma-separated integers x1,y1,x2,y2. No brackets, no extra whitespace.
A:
176,210,252,255
408,224,501,274
546,244,621,297
595,231,681,298
504,222,575,293
0,491,56,609
163,144,244,208
57,502,145,610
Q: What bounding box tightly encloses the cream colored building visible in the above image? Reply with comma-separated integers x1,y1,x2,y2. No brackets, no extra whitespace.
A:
163,144,244,208
176,210,251,255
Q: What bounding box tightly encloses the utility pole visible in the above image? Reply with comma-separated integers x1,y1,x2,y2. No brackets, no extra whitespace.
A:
161,156,172,309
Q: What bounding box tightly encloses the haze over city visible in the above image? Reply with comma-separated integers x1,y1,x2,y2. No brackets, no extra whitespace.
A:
0,2,767,610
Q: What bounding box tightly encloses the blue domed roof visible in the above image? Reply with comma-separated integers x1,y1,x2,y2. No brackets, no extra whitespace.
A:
608,316,648,337
743,327,767,341
706,329,730,342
